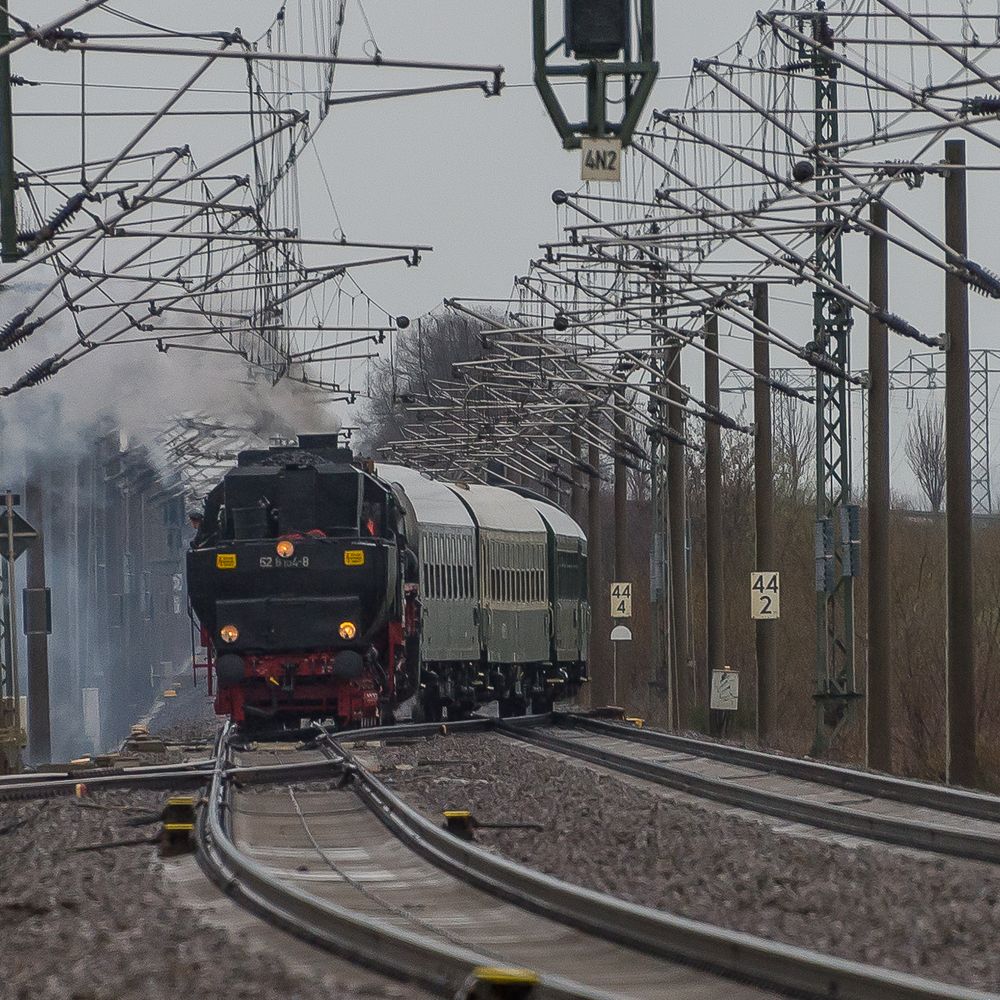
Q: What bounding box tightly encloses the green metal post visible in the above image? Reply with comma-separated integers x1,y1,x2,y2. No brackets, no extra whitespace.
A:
809,4,857,756
0,6,18,262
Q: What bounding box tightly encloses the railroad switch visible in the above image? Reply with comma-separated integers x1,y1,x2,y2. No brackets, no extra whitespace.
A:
160,795,197,855
442,810,544,841
455,966,539,999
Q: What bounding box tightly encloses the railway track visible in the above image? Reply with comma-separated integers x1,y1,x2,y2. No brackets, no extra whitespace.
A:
500,714,1000,864
24,711,993,996
189,722,994,1000
198,726,783,999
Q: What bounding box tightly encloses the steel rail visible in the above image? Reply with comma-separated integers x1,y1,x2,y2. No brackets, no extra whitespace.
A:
332,735,993,1000
194,728,617,1000
0,751,346,802
0,756,213,784
552,714,1000,823
0,759,215,802
501,720,1000,864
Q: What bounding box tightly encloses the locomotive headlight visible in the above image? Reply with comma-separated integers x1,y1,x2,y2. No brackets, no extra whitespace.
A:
338,621,357,640
276,539,295,558
219,624,240,644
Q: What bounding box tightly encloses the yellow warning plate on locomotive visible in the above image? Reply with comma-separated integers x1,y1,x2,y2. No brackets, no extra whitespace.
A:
344,550,365,566
216,553,237,569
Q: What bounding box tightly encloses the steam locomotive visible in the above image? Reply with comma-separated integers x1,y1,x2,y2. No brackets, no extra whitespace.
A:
186,434,590,730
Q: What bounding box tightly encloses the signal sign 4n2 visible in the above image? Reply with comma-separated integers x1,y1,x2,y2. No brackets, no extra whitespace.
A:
750,572,780,620
611,581,632,619
581,137,622,182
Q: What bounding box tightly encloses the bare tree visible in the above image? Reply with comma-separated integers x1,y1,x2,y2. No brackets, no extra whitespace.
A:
361,311,498,452
905,403,946,513
773,397,814,504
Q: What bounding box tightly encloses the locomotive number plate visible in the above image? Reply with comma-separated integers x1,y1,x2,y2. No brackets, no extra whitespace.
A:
216,553,237,569
259,556,310,569
344,550,365,566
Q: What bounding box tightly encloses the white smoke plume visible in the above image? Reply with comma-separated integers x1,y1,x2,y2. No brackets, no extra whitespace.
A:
0,294,343,486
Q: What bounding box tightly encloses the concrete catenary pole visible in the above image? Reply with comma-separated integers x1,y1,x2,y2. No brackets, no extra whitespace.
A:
570,431,585,525
704,314,725,735
944,139,976,787
614,389,628,583
587,438,606,704
867,201,892,773
753,283,776,742
666,343,691,722
24,478,51,763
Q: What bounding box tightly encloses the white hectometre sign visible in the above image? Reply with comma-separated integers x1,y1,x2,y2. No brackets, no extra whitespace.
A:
610,582,632,618
581,137,622,182
750,571,781,620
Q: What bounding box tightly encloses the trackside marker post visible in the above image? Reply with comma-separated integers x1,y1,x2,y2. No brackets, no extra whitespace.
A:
610,624,632,705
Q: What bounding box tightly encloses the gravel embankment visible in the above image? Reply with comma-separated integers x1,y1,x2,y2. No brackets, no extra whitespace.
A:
1,678,406,1000
371,732,1000,992
0,786,404,1000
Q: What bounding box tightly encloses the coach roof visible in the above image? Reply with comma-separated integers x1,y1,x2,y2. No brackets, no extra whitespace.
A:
448,483,547,535
524,496,586,544
377,463,474,530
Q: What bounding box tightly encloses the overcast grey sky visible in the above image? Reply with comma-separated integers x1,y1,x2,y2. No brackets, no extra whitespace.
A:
8,2,1000,498
13,1,768,315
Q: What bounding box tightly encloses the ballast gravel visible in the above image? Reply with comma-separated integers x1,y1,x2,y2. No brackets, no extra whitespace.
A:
1,669,406,1000
0,787,406,1000
370,731,1000,993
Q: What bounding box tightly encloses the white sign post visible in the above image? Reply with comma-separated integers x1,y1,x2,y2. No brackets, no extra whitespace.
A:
610,582,633,619
710,667,740,712
750,571,781,620
581,137,622,183
610,624,632,706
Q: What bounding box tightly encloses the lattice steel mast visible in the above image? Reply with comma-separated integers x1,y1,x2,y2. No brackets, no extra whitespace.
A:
805,2,860,753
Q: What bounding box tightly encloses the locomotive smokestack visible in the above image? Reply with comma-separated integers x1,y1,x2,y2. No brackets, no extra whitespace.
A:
297,433,341,450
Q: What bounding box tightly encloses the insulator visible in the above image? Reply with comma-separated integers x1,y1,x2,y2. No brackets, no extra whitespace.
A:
961,96,1000,117
962,260,1000,299
0,312,41,351
877,310,922,341
0,310,29,350
704,411,740,432
780,60,813,74
802,349,847,380
20,192,87,247
4,356,61,395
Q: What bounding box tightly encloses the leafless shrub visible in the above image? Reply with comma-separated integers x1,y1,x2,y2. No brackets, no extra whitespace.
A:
905,404,946,513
